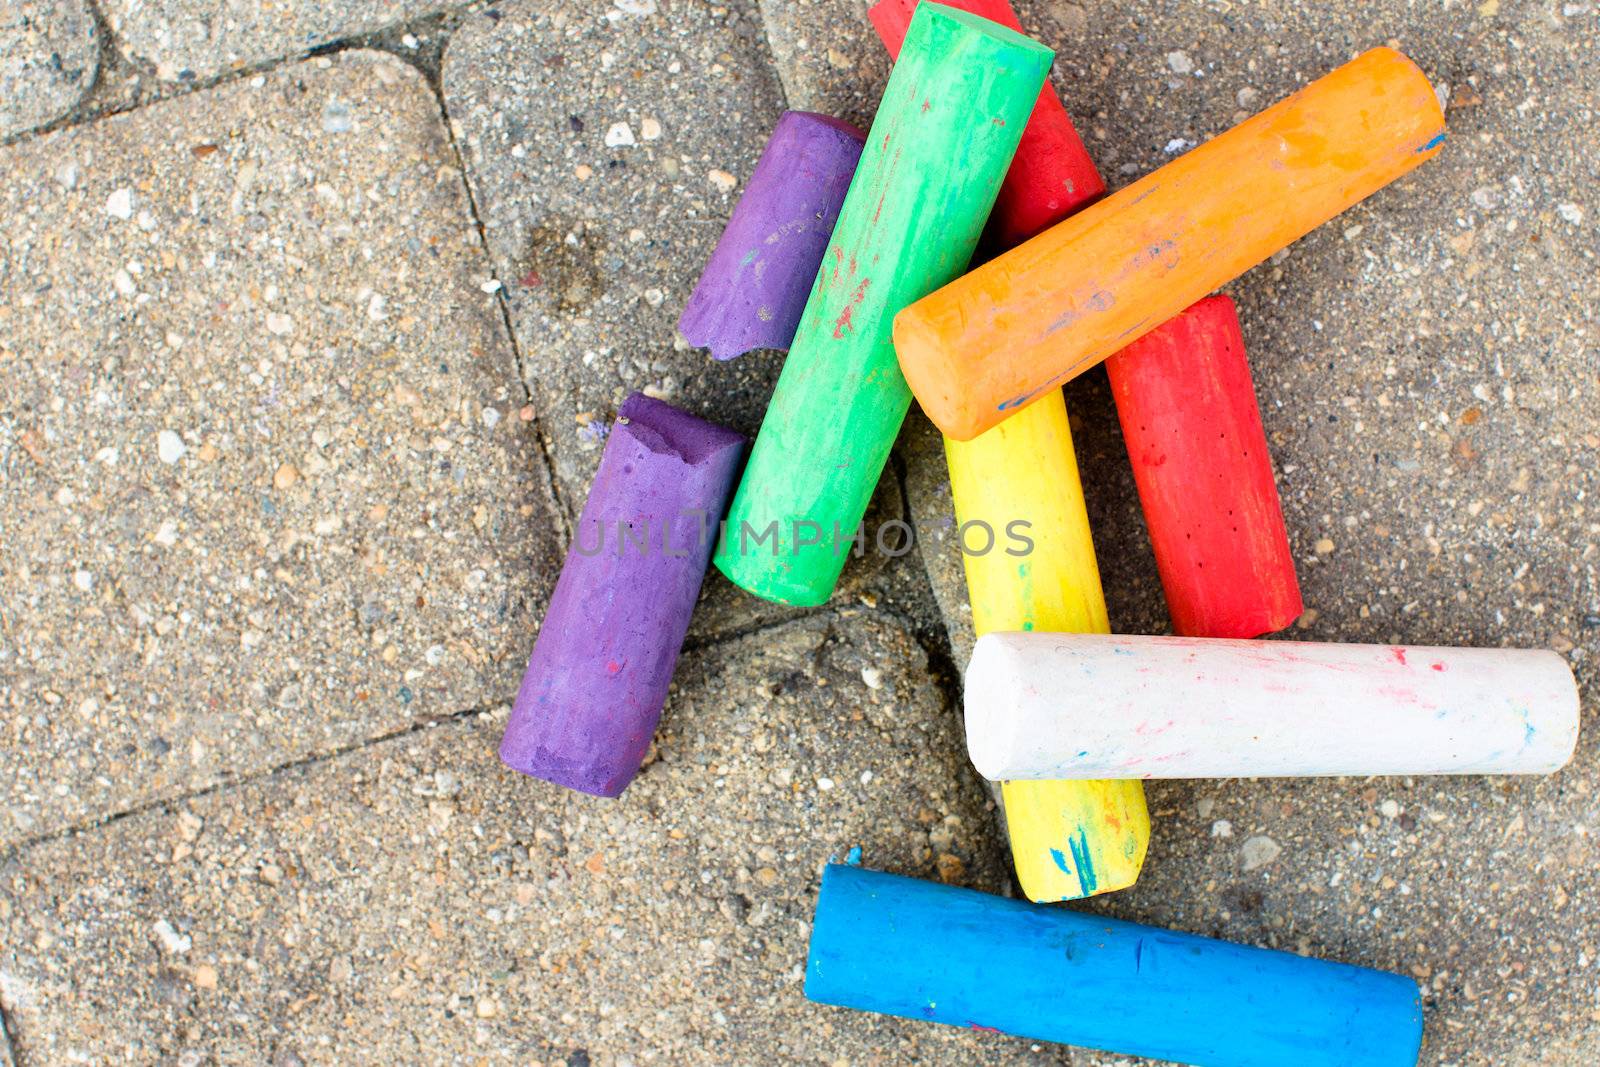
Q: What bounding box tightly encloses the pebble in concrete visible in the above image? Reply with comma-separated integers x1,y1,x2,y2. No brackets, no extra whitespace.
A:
0,0,99,139
0,49,560,846
0,613,1028,1065
108,0,453,83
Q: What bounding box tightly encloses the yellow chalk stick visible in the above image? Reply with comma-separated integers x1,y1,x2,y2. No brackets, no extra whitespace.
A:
945,392,1150,901
1001,778,1149,901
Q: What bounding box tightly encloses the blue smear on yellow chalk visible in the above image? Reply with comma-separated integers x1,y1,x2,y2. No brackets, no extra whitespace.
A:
1068,827,1098,895
1417,132,1445,152
1046,833,1099,896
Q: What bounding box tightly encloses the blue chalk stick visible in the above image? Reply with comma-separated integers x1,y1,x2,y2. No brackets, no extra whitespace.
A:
805,865,1422,1067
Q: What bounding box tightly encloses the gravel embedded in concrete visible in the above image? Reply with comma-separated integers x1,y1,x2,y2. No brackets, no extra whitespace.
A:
0,612,1032,1065
0,0,99,138
755,0,890,129
442,0,786,503
0,48,559,846
107,0,458,82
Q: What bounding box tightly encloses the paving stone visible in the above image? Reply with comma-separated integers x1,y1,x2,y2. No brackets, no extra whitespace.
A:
0,611,1038,1065
0,0,99,139
442,0,911,638
755,0,890,128
898,410,977,670
106,0,458,82
0,49,560,847
441,1,785,507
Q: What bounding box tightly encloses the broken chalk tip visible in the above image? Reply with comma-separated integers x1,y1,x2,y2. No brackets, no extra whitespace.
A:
678,110,866,361
499,393,746,798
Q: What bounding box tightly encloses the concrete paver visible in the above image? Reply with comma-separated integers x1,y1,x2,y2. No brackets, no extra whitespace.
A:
442,0,915,639
0,0,99,139
0,612,1027,1066
442,0,786,507
755,0,889,128
107,0,460,82
0,49,560,847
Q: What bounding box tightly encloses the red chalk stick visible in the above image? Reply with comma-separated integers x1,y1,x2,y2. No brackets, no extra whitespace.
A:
869,0,1300,639
1105,296,1302,638
867,0,1104,246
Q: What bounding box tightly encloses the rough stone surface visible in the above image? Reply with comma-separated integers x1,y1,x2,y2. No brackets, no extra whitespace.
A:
442,1,786,507
0,49,560,846
899,410,977,670
0,612,1033,1065
442,0,907,640
0,0,99,139
756,0,890,129
108,0,458,82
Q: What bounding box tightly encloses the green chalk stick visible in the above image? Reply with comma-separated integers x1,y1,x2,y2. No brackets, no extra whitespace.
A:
714,3,1052,605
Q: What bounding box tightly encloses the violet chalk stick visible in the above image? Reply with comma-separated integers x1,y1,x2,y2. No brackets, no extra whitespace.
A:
500,394,746,797
679,111,865,360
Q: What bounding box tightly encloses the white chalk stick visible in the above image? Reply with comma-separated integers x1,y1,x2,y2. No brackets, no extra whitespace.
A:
966,633,1580,780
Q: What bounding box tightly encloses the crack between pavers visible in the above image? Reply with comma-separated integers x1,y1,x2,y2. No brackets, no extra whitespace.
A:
2,6,341,150
0,0,119,150
885,445,1018,870
0,603,939,857
421,59,577,545
0,699,507,861
681,605,811,655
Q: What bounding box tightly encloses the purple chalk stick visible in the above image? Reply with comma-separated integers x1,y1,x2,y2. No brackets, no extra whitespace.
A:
678,110,865,360
500,394,746,798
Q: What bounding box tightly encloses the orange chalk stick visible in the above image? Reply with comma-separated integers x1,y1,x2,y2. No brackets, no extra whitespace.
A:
894,47,1446,441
